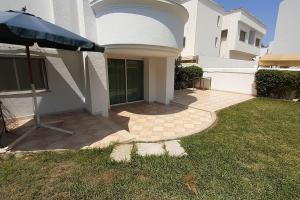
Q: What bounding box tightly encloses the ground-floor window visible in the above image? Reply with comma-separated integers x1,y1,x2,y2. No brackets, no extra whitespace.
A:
108,58,144,105
0,57,48,92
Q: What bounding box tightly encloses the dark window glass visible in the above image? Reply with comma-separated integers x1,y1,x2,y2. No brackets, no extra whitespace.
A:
221,30,228,40
0,58,18,92
0,57,47,92
239,30,247,42
255,38,261,47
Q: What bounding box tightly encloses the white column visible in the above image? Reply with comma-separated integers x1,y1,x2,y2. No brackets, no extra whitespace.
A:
145,57,175,105
85,52,109,117
165,56,176,104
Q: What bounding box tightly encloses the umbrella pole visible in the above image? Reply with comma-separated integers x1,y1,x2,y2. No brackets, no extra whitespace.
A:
25,46,40,126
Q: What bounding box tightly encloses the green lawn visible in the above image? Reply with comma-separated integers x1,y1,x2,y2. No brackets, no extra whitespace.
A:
0,98,299,200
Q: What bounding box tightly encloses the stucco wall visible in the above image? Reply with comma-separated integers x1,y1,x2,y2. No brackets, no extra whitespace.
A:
0,47,86,118
194,0,224,57
271,0,300,54
146,57,175,104
198,56,257,95
93,0,188,50
181,0,198,56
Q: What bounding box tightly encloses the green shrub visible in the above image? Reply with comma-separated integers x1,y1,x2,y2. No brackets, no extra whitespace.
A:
255,70,300,99
175,65,203,90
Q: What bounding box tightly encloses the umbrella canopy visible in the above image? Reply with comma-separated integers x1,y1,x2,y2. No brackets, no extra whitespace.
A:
259,54,300,67
0,10,104,52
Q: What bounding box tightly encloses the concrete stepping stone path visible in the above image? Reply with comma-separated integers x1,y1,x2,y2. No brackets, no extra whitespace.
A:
110,144,133,162
164,140,187,157
136,143,165,156
110,140,187,162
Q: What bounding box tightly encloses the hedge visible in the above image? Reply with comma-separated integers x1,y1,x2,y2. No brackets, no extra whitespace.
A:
175,65,203,90
255,70,300,99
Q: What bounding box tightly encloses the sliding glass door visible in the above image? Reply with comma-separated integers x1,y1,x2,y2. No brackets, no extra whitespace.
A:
108,59,144,105
126,60,144,102
108,59,126,105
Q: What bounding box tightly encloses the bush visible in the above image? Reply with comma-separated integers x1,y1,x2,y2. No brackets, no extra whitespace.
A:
175,65,203,90
255,70,300,99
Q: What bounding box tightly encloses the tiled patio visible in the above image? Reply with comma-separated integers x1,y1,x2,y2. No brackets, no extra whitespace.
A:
1,89,254,152
174,89,254,112
109,102,213,142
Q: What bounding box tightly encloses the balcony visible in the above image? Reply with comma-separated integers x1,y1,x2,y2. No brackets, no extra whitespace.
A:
90,0,189,56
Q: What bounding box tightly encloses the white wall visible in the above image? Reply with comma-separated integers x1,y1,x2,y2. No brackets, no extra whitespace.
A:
0,47,86,118
85,53,109,117
181,0,198,56
271,0,300,54
146,57,175,104
197,56,257,95
194,0,224,57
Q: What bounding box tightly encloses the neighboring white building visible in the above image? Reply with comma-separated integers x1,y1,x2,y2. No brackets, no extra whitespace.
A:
270,0,300,54
220,9,267,61
0,0,188,118
179,0,224,58
179,0,266,61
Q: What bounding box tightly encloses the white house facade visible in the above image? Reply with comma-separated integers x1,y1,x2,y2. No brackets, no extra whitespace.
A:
0,0,188,118
179,0,224,58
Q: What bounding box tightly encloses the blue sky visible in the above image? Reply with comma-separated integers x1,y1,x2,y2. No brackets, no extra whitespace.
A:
214,0,281,45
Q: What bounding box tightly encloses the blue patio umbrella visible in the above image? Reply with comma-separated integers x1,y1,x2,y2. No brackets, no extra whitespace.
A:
0,10,105,150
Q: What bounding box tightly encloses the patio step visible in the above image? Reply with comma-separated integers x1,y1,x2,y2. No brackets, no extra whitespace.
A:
110,140,187,162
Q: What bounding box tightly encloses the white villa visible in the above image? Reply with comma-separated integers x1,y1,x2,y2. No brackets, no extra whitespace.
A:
0,0,188,118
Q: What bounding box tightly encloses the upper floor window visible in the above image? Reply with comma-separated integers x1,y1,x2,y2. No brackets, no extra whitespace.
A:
248,30,256,45
183,37,186,48
239,30,247,42
221,30,228,41
0,57,48,93
255,38,261,47
217,16,221,27
215,37,219,48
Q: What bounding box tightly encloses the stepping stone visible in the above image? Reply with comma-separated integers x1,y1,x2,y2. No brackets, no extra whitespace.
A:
164,140,187,157
136,143,165,156
110,144,133,162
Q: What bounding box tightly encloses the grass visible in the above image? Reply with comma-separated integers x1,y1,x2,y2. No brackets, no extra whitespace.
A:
0,98,299,200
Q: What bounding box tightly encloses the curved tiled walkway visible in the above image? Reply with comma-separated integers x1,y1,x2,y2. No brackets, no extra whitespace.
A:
109,102,215,142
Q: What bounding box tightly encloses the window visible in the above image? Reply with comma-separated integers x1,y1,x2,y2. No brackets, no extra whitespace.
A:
221,30,228,40
215,37,219,48
183,37,186,48
248,30,255,45
217,16,221,27
255,38,261,47
239,30,247,42
0,57,48,92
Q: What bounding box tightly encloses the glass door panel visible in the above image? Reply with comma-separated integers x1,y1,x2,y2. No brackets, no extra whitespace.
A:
126,60,144,102
108,59,126,105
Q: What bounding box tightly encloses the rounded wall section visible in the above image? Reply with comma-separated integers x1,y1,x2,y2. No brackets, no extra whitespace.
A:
91,0,188,52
